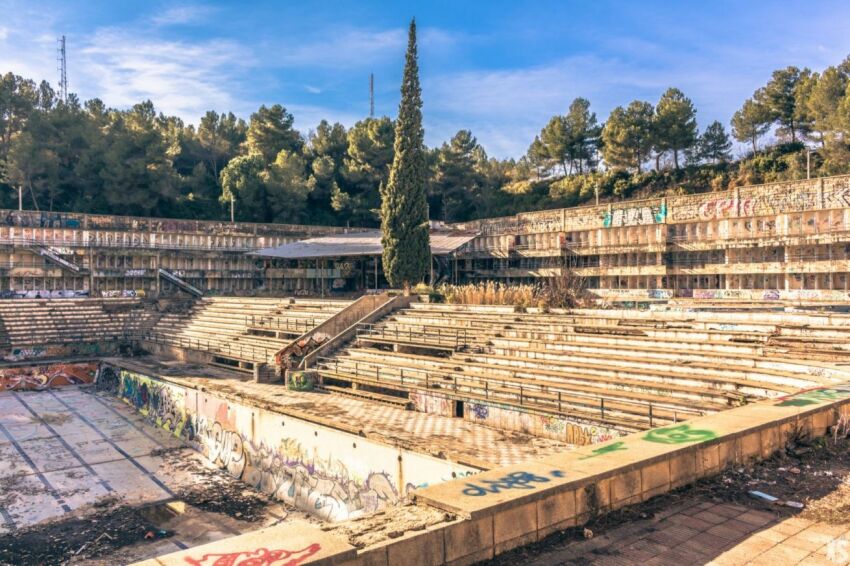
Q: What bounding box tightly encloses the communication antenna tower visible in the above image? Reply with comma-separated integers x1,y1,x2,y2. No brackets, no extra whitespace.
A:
369,73,374,118
57,35,68,103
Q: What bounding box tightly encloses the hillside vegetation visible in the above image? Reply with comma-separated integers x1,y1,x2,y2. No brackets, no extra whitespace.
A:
1,54,849,224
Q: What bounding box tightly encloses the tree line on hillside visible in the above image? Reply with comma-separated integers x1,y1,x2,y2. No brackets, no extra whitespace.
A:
2,54,850,226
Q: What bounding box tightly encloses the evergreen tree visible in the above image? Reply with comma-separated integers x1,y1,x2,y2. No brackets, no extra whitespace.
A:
380,19,430,289
340,117,395,225
601,101,655,172
654,87,698,169
245,104,303,163
564,97,600,174
761,67,805,141
698,120,733,164
806,67,848,145
731,97,772,153
431,129,484,222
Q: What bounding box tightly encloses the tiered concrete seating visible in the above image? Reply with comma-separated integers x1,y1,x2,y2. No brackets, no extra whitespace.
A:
148,297,349,366
317,303,848,430
0,298,148,347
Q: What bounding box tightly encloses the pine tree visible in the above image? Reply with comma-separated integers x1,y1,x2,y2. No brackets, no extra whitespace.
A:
380,19,430,290
698,121,733,164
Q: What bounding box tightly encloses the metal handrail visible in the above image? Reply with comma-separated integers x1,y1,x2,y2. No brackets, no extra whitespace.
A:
355,323,469,350
247,315,321,333
142,332,277,362
315,355,698,424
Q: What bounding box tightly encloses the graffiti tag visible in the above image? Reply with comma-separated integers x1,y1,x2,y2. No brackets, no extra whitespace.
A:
579,441,628,460
462,470,563,497
775,386,850,407
183,543,321,566
643,424,716,445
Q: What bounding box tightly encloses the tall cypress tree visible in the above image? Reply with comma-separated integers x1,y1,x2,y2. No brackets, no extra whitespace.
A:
381,19,430,290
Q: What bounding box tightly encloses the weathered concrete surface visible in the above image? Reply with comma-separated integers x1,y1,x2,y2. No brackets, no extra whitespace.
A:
101,360,479,522
0,387,184,532
0,385,325,565
109,356,568,469
131,522,356,566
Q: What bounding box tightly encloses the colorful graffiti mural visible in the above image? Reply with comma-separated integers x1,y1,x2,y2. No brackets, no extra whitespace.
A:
100,366,474,522
464,399,620,445
604,203,666,228
0,362,98,391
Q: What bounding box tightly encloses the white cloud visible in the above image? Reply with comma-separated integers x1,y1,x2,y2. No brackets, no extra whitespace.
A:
76,28,253,119
0,27,8,40
150,4,217,26
273,28,406,69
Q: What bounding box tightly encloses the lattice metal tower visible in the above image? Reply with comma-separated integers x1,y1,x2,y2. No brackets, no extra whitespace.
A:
57,35,68,103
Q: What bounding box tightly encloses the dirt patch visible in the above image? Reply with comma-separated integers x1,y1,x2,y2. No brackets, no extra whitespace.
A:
0,504,170,566
157,451,274,523
0,453,287,565
35,412,74,426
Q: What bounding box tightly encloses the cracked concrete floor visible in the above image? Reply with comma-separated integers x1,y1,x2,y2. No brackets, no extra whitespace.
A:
0,387,311,565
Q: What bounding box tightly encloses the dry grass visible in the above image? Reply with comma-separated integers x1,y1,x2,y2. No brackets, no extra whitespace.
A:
437,276,588,309
438,282,536,307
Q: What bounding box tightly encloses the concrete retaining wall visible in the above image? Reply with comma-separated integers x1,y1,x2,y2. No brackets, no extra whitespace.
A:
408,390,624,444
139,381,850,566
97,364,477,522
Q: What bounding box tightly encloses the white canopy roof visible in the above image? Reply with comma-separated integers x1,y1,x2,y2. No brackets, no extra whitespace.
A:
250,229,477,260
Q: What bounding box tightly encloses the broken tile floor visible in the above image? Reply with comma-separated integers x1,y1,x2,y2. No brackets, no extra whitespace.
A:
0,387,316,565
499,496,850,566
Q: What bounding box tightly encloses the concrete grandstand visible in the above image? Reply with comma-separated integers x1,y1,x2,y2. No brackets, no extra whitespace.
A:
2,176,850,565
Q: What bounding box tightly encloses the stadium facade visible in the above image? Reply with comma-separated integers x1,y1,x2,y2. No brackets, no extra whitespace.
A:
3,174,850,301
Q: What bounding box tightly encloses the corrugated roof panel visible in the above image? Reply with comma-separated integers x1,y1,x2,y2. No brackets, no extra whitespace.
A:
251,230,477,259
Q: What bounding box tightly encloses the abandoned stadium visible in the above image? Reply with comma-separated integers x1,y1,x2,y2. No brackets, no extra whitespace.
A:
2,176,850,565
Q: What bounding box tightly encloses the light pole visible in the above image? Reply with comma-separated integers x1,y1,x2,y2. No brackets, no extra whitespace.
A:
595,184,600,206
806,149,815,180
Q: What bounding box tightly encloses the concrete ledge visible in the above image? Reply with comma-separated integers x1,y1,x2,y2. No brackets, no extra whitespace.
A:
142,383,850,566
414,385,850,521
132,522,356,566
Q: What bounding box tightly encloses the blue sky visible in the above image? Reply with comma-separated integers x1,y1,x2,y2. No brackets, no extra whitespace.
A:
3,0,850,158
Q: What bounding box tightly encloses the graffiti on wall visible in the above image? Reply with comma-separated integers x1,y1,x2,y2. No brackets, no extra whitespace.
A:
0,362,98,391
604,203,666,228
410,391,453,417
103,368,426,522
3,343,107,363
461,469,565,497
697,198,755,220
643,424,717,444
3,347,47,362
118,370,193,440
237,434,400,521
579,441,628,460
775,385,850,408
466,400,620,445
183,545,322,566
